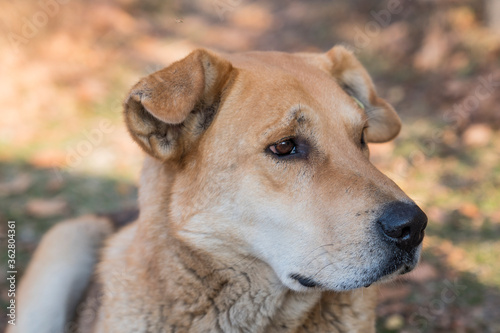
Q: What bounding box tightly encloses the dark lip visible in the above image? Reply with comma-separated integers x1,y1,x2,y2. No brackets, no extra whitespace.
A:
399,264,414,275
290,273,321,288
357,262,416,289
355,249,421,289
363,265,412,288
290,260,417,291
370,250,419,281
291,247,420,291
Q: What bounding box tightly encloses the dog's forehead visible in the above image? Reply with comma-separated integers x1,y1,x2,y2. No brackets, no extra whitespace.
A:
225,51,333,83
220,51,366,131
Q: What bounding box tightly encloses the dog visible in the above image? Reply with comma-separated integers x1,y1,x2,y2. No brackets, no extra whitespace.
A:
10,46,427,333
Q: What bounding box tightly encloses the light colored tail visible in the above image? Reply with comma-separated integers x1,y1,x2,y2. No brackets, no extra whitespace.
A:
7,215,114,333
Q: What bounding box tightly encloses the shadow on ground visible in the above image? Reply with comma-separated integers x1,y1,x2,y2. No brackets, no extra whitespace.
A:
1,0,500,332
0,161,137,330
377,251,500,332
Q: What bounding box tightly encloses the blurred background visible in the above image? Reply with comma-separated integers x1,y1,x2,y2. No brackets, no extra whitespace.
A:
0,0,499,331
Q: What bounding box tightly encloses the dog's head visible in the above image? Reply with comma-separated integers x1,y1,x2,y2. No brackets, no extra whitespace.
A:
124,46,427,291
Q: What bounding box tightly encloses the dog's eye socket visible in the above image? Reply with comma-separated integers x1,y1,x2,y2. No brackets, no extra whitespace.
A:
360,126,368,148
270,139,296,155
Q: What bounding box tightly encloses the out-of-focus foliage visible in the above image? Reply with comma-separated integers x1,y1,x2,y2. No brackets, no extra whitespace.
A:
0,0,499,331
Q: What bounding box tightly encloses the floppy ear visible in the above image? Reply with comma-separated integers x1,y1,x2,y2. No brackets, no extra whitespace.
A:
326,46,401,143
124,49,234,160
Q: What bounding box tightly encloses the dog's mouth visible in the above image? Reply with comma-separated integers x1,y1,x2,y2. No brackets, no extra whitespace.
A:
289,273,322,288
290,247,421,290
362,248,421,288
289,264,414,290
372,262,415,284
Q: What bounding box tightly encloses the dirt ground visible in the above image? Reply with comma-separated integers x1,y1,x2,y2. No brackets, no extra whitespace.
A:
1,0,500,332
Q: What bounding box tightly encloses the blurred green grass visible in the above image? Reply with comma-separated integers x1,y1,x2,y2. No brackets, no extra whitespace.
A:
0,162,137,312
1,0,500,331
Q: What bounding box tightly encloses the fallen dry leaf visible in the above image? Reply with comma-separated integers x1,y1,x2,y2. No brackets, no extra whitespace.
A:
462,124,493,148
458,202,481,219
45,175,65,192
229,4,274,31
427,207,447,224
377,301,407,317
413,24,451,71
29,149,67,168
26,198,69,218
384,313,405,330
0,173,32,196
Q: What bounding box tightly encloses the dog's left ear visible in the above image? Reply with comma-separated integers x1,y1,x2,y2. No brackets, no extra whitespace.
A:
326,46,401,143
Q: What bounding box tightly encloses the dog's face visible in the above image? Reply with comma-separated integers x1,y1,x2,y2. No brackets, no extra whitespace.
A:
124,47,427,292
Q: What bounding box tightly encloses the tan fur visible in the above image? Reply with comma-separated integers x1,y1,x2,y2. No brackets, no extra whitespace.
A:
13,46,424,333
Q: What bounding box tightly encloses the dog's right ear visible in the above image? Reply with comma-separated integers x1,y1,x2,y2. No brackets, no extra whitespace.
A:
325,46,401,143
124,49,234,160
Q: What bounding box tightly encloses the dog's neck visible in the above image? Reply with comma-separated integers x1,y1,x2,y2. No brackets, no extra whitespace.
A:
155,234,322,331
132,157,376,332
133,224,375,332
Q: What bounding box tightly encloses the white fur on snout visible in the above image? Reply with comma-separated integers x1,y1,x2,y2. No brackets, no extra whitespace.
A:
235,172,418,292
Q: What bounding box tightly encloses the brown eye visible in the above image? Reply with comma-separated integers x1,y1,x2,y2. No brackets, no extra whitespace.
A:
270,139,296,155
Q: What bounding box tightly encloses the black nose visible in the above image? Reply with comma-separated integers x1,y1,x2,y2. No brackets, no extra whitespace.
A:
377,201,427,252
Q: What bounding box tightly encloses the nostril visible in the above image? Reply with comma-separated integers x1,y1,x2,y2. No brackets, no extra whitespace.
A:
377,201,427,251
401,226,411,239
379,222,411,240
381,223,411,239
